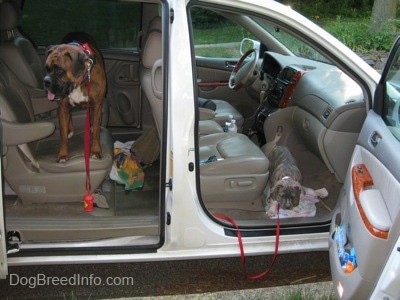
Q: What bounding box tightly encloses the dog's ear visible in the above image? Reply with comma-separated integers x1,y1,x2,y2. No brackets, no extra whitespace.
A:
293,185,302,206
45,45,57,58
270,184,283,200
66,50,88,78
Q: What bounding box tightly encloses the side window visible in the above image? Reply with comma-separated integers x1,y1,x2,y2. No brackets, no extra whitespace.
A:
383,44,400,141
190,7,254,58
21,0,141,49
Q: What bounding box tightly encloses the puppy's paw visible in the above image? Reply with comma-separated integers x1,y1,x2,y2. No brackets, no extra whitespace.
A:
266,199,278,218
293,205,301,213
266,209,277,218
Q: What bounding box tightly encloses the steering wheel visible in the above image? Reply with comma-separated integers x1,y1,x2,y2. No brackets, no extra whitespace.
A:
229,48,259,91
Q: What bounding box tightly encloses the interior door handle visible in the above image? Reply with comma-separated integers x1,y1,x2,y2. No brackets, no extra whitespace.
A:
225,61,237,69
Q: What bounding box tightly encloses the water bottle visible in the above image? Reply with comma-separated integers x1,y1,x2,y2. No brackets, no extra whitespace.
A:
228,119,238,133
224,114,234,132
224,121,231,132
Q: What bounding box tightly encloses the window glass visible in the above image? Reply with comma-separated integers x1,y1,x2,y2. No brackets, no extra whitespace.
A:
191,7,254,58
254,20,331,64
21,0,141,49
383,45,400,141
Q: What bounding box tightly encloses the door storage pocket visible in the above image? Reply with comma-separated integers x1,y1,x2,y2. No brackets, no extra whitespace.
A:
329,210,375,299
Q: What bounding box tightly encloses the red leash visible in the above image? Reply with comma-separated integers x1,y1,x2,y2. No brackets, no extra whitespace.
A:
83,48,94,212
214,204,280,279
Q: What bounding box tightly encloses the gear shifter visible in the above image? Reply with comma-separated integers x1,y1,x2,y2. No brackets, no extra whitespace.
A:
260,90,266,103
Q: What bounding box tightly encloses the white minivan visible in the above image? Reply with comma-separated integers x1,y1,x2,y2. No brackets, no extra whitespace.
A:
0,0,399,298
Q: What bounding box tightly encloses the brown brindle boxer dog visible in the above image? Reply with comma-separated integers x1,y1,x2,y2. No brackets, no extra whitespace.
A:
43,42,106,163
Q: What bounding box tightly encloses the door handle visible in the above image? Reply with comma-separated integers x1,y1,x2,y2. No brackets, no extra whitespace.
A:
225,61,237,69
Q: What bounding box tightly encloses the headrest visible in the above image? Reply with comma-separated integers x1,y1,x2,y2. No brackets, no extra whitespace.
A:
0,1,21,32
148,16,162,32
142,17,162,69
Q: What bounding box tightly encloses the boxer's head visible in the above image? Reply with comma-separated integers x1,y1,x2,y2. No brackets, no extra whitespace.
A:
43,44,90,101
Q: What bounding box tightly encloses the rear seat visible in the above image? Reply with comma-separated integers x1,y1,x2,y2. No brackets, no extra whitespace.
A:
0,55,113,204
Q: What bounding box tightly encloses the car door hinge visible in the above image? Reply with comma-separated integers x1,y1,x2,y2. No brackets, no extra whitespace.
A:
7,231,21,255
170,8,174,24
165,178,172,190
166,212,171,225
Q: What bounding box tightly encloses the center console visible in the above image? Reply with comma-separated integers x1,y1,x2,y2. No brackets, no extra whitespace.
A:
268,65,305,108
249,64,307,145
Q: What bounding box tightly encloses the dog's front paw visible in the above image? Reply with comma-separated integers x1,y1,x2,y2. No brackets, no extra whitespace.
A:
91,143,102,160
57,155,68,163
91,152,102,160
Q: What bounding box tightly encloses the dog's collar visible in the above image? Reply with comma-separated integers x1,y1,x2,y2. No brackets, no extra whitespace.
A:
69,41,95,57
68,41,96,82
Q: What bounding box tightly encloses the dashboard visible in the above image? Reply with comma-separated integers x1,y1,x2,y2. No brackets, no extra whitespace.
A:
258,51,365,129
254,51,366,182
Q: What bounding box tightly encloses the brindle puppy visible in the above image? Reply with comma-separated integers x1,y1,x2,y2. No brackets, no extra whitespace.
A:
266,145,302,217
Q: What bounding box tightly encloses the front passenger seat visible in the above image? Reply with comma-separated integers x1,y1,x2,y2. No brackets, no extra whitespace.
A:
139,16,269,204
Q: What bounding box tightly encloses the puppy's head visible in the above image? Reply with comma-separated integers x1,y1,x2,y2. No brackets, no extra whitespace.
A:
43,44,90,101
270,177,301,210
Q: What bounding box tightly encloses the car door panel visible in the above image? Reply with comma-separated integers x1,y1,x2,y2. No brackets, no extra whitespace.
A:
103,50,141,128
329,36,400,298
329,111,400,299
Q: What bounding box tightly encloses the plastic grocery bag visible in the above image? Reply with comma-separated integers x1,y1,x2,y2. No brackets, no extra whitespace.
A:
110,141,144,190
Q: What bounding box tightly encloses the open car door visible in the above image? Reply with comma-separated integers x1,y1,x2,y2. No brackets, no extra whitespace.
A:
0,122,8,279
329,36,400,299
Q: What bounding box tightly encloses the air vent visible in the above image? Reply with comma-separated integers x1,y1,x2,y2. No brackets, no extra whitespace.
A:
322,106,333,119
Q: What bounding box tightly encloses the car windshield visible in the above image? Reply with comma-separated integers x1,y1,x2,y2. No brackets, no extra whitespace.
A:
255,19,332,64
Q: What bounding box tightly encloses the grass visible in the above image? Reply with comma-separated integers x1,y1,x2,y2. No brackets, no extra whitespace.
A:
61,287,336,299
193,25,252,57
277,291,336,300
315,16,399,53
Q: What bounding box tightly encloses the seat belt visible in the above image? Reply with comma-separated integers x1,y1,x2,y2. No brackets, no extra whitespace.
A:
18,144,39,169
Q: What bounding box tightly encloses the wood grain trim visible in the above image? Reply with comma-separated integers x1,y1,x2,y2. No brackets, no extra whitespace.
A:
198,82,229,87
279,70,306,108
